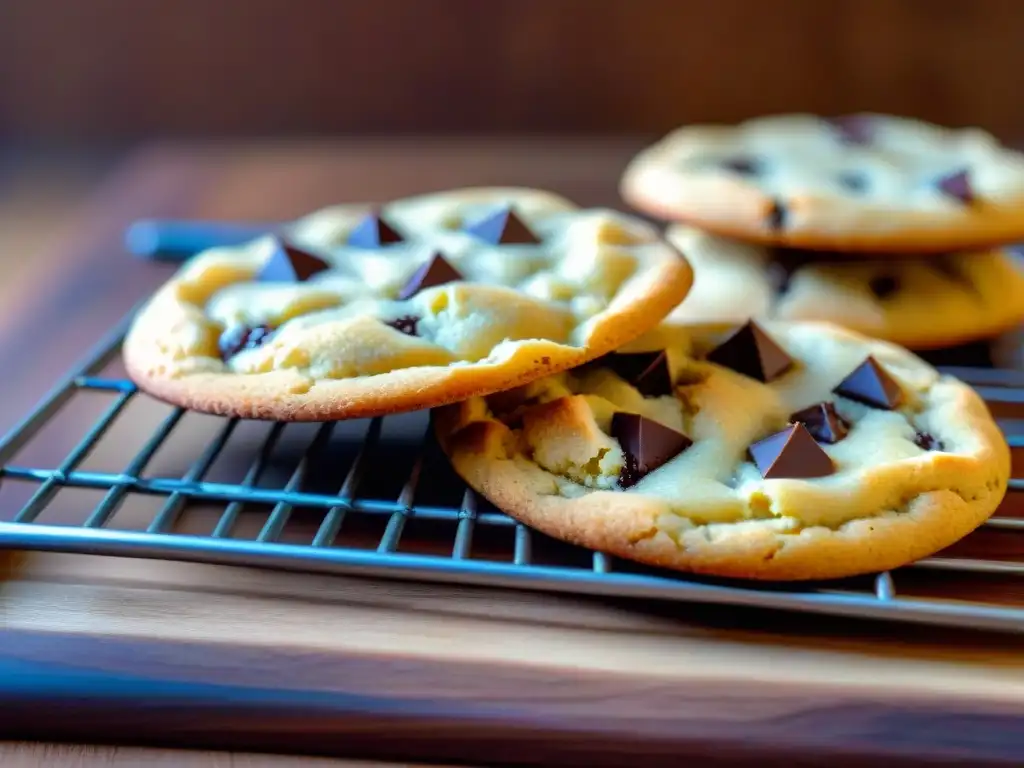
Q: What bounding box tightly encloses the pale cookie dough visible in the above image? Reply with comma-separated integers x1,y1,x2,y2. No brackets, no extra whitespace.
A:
621,113,1024,253
653,225,1024,349
123,188,692,420
435,322,1010,581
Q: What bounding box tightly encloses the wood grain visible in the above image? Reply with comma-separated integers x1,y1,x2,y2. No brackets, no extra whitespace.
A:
0,744,416,768
3,1,1024,140
4,554,1024,767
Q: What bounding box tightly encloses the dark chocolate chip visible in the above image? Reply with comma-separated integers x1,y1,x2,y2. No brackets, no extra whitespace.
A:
257,240,331,282
837,171,868,193
833,356,904,410
464,205,541,245
706,321,794,383
347,210,404,248
789,401,850,444
936,169,974,205
218,323,274,360
604,351,673,397
720,155,761,176
767,200,787,231
914,431,945,451
611,412,692,489
824,114,874,146
748,423,835,479
385,315,419,336
868,274,899,299
397,252,463,300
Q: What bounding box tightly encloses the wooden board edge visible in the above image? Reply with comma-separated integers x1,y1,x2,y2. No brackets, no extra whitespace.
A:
1,628,1022,767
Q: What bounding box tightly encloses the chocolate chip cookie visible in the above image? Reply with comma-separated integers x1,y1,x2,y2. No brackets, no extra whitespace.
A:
621,113,1024,253
123,188,693,420
652,225,1024,349
435,321,1009,580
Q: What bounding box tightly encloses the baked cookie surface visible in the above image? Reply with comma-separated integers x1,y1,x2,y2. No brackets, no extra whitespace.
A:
435,322,1009,581
123,188,692,420
657,225,1024,349
621,114,1024,252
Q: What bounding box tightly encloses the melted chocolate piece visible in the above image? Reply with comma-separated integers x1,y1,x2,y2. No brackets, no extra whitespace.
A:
837,171,868,193
612,412,692,489
868,274,899,299
604,351,673,397
463,206,541,245
720,155,761,176
397,252,463,300
936,169,974,204
347,211,404,247
767,200,787,231
833,356,904,410
706,321,794,383
748,423,835,479
218,324,274,360
789,401,850,444
914,431,945,451
257,240,331,282
824,114,874,145
385,315,419,336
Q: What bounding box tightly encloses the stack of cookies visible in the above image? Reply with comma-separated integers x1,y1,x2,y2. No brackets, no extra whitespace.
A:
124,184,1012,582
620,114,1024,361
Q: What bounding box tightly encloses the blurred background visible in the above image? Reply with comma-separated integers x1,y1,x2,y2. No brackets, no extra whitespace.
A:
2,0,1022,144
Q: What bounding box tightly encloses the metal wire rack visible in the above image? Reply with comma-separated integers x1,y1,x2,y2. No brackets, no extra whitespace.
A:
0,309,1022,634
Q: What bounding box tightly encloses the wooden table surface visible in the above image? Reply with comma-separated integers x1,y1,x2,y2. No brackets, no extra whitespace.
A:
1,138,1024,767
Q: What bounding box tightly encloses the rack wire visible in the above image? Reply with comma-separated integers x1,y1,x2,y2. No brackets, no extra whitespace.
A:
0,309,1022,634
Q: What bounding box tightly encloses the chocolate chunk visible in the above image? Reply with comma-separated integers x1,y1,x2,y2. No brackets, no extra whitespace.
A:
347,210,404,248
604,351,673,397
748,423,835,480
936,169,974,204
611,412,692,488
257,240,331,282
397,252,463,300
914,431,945,451
868,275,899,299
385,315,419,336
789,401,850,444
825,114,874,145
218,323,274,360
706,321,794,383
833,356,904,410
464,206,541,245
837,171,868,193
767,200,787,231
720,156,761,176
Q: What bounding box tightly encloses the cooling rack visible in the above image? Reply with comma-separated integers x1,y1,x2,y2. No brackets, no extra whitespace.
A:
0,308,1021,634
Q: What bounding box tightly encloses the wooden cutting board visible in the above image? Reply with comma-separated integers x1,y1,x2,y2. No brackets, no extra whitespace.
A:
1,139,1024,768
